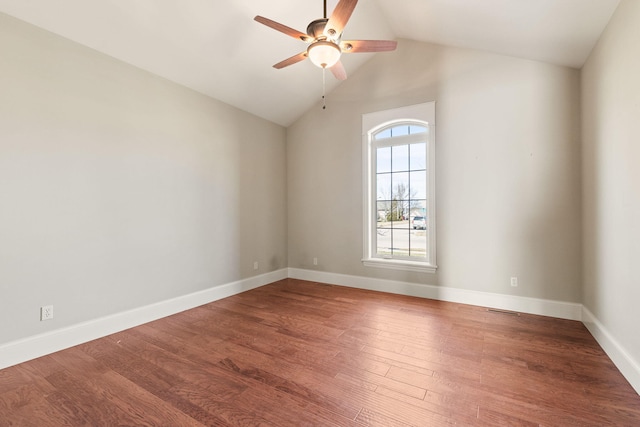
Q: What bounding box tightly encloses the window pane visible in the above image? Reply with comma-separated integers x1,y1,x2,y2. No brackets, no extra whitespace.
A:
409,125,427,135
377,201,392,224
391,172,409,200
411,199,427,217
391,125,409,137
376,173,391,200
392,209,410,228
410,143,426,170
409,228,427,258
374,128,391,140
410,170,427,199
392,229,410,257
392,145,409,172
376,227,392,256
377,146,391,173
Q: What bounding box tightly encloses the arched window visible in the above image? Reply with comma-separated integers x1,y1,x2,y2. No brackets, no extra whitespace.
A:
362,103,436,272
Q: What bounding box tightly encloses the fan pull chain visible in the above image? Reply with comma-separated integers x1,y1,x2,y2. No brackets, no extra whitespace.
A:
322,67,326,110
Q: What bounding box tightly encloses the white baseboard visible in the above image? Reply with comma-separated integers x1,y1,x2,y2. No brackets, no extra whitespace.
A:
582,306,640,395
288,268,583,320
0,268,288,371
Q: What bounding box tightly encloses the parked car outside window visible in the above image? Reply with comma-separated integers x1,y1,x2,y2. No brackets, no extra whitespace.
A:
412,216,426,230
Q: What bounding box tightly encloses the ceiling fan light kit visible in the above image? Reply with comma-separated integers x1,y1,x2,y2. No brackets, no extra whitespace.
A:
254,0,397,81
307,41,341,69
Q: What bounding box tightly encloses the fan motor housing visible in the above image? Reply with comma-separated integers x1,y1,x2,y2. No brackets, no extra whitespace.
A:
307,18,332,40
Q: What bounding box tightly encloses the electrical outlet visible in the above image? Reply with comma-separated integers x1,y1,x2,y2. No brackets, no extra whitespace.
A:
510,277,518,287
41,305,54,321
253,261,259,270
313,257,318,266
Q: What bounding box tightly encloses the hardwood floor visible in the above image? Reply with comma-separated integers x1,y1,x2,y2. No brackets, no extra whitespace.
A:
1,278,639,426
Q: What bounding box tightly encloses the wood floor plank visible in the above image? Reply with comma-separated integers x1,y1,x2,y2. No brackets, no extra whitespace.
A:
1,278,639,426
0,364,36,395
385,365,435,389
476,406,539,427
0,379,72,427
290,364,451,426
354,407,417,427
156,382,274,426
44,369,145,426
374,385,479,422
217,356,362,420
234,386,362,427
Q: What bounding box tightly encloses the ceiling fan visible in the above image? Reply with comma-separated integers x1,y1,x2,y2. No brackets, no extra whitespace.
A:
254,0,397,81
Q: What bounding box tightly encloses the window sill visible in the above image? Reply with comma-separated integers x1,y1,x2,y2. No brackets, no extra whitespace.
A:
362,258,437,274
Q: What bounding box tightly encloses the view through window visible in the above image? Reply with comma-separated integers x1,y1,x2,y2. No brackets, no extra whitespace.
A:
374,124,427,259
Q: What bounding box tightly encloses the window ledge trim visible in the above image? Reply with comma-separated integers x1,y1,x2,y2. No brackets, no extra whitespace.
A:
362,258,437,274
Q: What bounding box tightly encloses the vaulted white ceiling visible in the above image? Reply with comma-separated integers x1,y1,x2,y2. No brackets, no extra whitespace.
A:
0,0,620,126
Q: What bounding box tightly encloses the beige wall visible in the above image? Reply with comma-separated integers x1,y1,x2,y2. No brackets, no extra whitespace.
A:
582,0,640,368
0,13,287,345
288,39,582,302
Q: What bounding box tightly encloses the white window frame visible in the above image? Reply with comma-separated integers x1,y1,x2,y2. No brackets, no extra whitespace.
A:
362,102,437,273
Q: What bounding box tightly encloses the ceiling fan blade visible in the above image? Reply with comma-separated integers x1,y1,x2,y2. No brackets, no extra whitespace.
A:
340,40,398,53
325,0,358,38
330,60,347,80
254,16,311,42
273,52,308,69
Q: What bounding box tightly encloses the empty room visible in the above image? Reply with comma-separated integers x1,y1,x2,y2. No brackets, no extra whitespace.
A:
1,0,639,425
